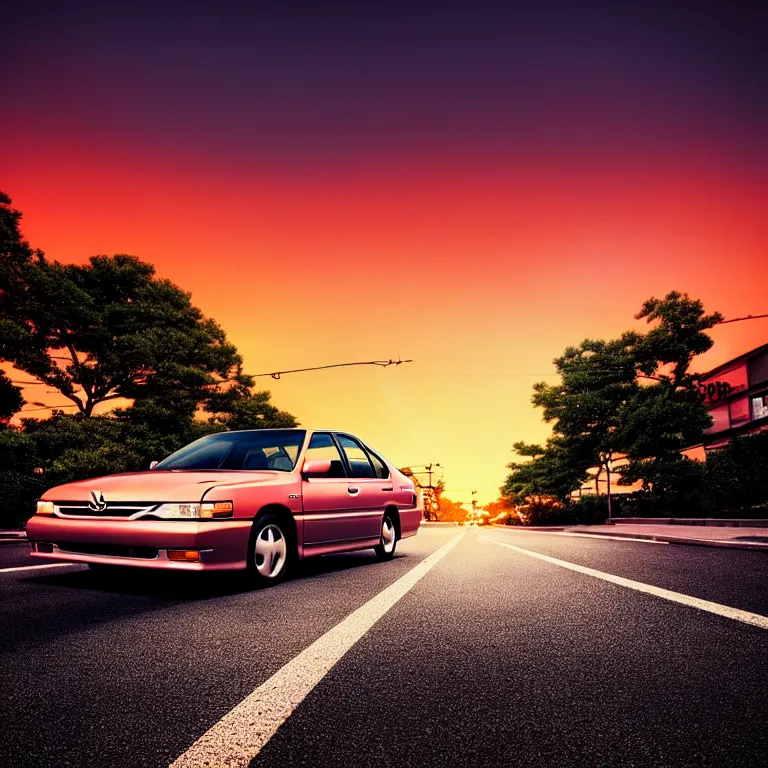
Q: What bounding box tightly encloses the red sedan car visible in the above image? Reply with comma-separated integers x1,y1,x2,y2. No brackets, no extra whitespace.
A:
27,429,422,585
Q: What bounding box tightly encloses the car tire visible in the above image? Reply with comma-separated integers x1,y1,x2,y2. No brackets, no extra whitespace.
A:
247,514,292,587
374,512,397,561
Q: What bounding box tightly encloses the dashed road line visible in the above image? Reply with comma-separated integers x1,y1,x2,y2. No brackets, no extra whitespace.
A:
170,530,466,768
493,527,667,544
485,537,768,631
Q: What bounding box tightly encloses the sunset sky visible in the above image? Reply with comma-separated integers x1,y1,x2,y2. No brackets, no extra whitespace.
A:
5,2,767,503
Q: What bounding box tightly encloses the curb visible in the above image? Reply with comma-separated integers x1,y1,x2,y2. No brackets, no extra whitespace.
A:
613,518,768,528
568,529,768,552
489,524,768,552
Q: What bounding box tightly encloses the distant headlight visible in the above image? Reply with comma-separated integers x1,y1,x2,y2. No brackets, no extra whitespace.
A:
154,503,202,519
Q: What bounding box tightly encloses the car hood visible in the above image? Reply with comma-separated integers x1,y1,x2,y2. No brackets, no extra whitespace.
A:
42,470,284,503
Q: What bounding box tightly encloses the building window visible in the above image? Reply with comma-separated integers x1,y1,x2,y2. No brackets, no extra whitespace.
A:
752,394,768,421
748,350,768,388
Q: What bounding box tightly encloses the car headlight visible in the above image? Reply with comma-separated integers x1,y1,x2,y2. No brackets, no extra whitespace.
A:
153,502,234,519
36,500,55,515
154,503,202,519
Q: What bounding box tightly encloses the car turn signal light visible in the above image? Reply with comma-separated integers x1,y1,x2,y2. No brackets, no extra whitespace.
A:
36,501,55,515
167,550,201,562
200,501,234,519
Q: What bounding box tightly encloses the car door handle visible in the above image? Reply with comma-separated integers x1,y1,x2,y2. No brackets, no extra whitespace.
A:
381,487,393,492
347,487,360,495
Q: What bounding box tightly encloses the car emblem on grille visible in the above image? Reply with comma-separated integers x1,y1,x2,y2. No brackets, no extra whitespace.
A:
89,490,107,513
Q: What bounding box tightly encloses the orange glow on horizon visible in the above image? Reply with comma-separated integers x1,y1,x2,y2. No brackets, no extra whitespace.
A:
4,143,767,504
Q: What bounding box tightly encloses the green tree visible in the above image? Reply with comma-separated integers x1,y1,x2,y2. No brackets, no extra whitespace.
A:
522,336,640,503
0,427,46,527
502,291,720,516
0,193,300,526
0,373,24,421
617,292,721,503
502,437,591,503
204,381,298,430
703,432,768,513
1,242,245,416
633,291,723,387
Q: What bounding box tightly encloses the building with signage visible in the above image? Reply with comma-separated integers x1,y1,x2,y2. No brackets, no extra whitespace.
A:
699,342,768,451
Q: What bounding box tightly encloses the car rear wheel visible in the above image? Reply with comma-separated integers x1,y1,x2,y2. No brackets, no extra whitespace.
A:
247,514,291,586
374,513,397,561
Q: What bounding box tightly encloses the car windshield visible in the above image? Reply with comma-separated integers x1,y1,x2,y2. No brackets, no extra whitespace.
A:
154,430,307,471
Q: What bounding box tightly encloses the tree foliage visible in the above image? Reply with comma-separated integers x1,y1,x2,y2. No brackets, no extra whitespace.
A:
633,291,723,387
1,248,244,416
502,439,590,503
0,192,299,526
503,291,721,512
435,495,468,523
0,372,24,421
616,292,722,499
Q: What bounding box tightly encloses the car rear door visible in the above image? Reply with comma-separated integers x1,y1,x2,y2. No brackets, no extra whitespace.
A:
334,433,392,540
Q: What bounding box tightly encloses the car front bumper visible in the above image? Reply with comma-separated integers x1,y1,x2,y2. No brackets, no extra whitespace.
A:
26,515,252,571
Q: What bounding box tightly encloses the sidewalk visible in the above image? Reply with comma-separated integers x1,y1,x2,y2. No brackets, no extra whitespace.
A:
563,524,768,551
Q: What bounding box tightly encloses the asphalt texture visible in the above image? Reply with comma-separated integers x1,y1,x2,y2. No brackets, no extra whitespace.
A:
2,526,768,767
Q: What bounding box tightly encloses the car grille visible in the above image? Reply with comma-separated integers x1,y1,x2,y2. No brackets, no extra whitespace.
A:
55,502,157,519
57,542,159,559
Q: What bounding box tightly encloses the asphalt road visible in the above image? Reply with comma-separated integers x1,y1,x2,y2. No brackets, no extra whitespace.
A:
2,525,768,768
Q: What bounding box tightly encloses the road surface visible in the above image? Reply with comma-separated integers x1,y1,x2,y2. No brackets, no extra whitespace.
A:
2,524,767,767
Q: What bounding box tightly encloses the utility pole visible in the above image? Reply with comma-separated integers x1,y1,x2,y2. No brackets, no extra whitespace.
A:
471,490,477,524
425,462,441,490
400,464,442,522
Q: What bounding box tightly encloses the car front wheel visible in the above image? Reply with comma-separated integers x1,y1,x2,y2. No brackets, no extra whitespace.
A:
247,514,291,586
374,513,397,561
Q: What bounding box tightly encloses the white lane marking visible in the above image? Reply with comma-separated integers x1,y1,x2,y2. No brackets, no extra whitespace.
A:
0,563,81,574
558,532,668,544
493,527,667,544
485,537,768,631
170,531,466,768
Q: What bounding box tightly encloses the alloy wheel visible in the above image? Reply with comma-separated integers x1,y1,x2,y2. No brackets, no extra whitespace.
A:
381,517,396,554
253,523,287,578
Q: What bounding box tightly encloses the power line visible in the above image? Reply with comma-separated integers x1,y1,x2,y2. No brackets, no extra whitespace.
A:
716,313,768,325
20,404,79,412
251,358,413,380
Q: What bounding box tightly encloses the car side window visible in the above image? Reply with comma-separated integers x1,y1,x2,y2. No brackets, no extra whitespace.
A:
367,450,390,479
306,433,346,478
337,435,375,478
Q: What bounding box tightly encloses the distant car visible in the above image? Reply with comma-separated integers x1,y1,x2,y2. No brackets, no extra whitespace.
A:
27,429,422,585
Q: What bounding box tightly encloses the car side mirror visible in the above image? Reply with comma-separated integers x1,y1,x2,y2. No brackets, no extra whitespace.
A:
302,459,332,478
149,461,159,470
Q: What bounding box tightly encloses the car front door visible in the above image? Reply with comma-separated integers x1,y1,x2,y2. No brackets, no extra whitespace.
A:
301,432,358,547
